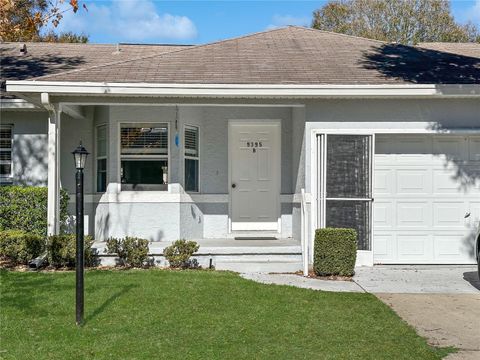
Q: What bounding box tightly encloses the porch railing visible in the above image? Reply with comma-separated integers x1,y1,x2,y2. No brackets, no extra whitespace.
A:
300,189,310,277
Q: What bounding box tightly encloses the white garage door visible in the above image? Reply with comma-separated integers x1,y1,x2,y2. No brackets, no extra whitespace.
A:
374,135,480,264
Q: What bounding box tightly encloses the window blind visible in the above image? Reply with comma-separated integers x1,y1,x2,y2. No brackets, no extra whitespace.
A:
184,126,198,157
121,126,168,155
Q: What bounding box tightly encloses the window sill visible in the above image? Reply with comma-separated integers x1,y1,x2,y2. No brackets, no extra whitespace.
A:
121,184,168,191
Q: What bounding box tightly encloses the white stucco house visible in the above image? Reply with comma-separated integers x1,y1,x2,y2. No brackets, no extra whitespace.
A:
1,26,479,272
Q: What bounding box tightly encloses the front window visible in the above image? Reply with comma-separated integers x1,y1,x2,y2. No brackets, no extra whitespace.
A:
0,125,13,180
120,124,168,190
96,125,107,192
184,125,199,192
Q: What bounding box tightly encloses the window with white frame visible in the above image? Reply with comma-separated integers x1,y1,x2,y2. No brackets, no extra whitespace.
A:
120,123,168,190
0,125,13,180
184,125,199,192
96,124,108,192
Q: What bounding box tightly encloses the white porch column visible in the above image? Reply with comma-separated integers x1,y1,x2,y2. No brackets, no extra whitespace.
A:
47,106,61,235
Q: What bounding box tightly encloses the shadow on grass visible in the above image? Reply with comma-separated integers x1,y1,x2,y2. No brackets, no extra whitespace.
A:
84,284,137,325
0,272,66,315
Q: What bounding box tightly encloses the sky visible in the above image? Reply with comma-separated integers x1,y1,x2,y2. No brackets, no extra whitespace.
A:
55,0,480,44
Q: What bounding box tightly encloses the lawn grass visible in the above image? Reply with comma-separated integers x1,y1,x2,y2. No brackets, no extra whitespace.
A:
1,269,451,359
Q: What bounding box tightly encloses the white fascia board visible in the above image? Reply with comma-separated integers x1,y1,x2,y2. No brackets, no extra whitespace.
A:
6,81,480,98
0,98,38,109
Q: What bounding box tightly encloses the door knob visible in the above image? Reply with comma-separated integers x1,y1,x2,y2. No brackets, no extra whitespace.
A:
232,183,237,189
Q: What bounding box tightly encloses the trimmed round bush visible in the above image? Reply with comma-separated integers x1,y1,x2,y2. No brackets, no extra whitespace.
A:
314,228,357,276
163,239,199,269
105,237,150,268
46,234,95,268
0,230,44,265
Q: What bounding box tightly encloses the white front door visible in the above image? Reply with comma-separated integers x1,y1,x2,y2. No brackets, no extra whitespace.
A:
229,122,281,231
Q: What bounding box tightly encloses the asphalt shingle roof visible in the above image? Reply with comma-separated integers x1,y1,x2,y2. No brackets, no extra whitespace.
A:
418,42,480,58
2,27,479,86
0,42,189,97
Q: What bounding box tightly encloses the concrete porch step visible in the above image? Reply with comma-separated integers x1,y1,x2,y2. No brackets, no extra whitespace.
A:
92,240,303,273
225,231,281,240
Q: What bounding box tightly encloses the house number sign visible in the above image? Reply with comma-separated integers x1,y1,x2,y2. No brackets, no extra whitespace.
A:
246,141,263,153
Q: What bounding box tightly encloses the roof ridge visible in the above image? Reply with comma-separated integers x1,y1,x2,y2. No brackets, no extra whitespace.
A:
289,25,388,44
33,26,295,81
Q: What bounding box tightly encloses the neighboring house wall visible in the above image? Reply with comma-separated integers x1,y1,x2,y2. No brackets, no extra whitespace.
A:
2,110,48,186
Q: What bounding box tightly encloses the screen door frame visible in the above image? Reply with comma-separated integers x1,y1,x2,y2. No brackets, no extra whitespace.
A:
315,131,375,254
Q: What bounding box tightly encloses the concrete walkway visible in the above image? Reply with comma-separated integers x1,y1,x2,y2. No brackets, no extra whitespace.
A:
241,273,364,292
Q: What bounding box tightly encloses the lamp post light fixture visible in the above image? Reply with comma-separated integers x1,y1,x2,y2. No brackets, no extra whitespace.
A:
72,142,89,326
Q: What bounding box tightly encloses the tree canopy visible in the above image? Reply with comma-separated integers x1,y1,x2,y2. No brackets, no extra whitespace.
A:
0,0,88,42
312,0,480,44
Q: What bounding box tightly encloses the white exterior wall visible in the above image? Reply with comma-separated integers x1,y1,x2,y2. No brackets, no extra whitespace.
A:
1,110,48,186
93,105,301,241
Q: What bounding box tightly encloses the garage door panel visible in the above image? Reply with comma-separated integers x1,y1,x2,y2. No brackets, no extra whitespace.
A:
396,169,431,195
468,136,480,161
396,201,430,228
394,137,432,164
397,234,433,261
374,169,394,195
432,169,466,194
432,202,466,229
374,201,393,229
374,134,478,264
373,234,395,262
433,136,466,161
433,234,471,262
469,201,480,225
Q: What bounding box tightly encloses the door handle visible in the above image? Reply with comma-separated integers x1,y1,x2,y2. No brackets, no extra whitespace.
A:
464,212,471,219
232,183,237,189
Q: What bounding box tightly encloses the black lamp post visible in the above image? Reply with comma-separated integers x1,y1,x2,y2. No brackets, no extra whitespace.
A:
72,142,89,326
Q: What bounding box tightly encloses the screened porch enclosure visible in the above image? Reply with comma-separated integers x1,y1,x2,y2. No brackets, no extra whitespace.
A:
317,134,373,251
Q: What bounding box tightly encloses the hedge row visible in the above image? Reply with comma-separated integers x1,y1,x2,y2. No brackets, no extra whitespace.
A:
0,186,70,236
0,231,96,268
314,228,357,277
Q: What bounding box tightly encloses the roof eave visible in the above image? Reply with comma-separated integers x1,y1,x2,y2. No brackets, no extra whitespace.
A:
6,80,480,98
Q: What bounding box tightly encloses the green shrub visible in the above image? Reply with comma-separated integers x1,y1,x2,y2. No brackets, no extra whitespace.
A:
163,239,200,269
314,228,357,277
46,234,95,268
0,186,69,236
0,230,44,265
105,237,150,268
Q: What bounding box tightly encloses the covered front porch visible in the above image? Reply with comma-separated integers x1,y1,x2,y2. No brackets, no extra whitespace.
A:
42,97,311,273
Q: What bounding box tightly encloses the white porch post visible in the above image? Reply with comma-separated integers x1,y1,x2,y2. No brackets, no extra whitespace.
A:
47,104,61,235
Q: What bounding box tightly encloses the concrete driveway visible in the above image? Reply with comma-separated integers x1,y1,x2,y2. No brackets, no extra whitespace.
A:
354,265,480,294
354,266,480,360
